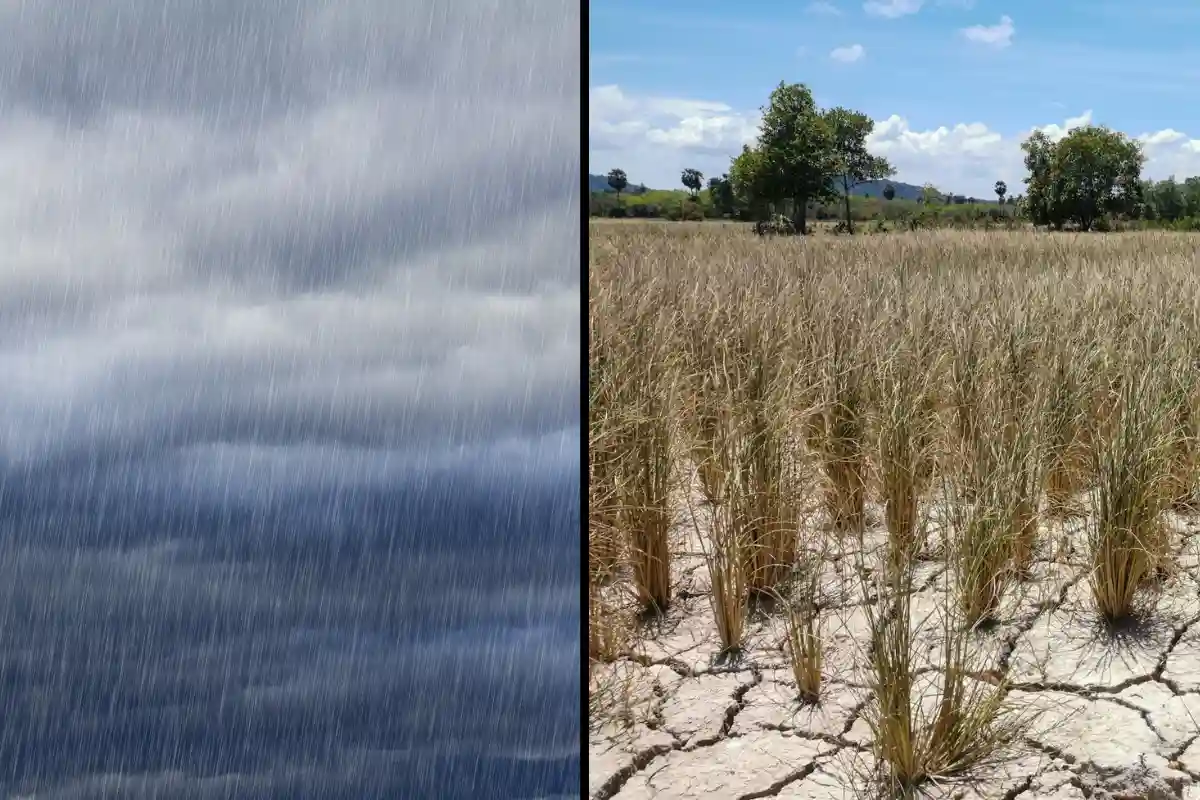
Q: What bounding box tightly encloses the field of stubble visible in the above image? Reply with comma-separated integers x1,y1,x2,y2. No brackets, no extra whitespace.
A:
588,222,1200,800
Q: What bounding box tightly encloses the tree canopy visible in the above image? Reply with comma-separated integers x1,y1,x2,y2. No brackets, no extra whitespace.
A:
1021,126,1144,231
726,83,897,234
824,106,894,234
606,168,628,200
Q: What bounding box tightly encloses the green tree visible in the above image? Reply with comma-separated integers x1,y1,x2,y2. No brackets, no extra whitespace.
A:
994,180,1007,205
1184,177,1200,218
681,168,704,198
823,106,894,234
606,168,628,203
1020,131,1061,228
1021,126,1144,231
882,183,896,201
747,82,837,234
729,145,771,221
1151,177,1185,222
708,174,736,216
920,183,942,206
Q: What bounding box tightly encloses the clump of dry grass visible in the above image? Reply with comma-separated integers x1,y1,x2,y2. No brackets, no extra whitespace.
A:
807,316,870,535
1088,362,1176,623
620,397,675,614
770,543,826,705
737,349,804,593
591,286,678,615
996,316,1046,576
1041,330,1093,518
685,436,751,653
1007,430,1045,578
588,447,622,583
695,501,749,655
588,581,630,667
947,315,988,489
862,561,1029,795
784,597,823,705
873,307,943,569
690,377,730,506
946,438,1020,629
1164,358,1200,511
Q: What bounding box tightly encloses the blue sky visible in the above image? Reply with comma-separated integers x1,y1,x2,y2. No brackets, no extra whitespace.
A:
590,0,1200,197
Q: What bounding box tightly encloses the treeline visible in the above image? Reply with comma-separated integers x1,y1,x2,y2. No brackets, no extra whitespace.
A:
589,189,1018,230
593,80,1200,234
1140,177,1200,230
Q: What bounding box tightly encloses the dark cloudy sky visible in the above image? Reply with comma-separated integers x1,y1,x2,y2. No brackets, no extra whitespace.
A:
0,1,580,797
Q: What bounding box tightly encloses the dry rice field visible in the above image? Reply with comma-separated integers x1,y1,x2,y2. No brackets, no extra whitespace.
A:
587,222,1200,799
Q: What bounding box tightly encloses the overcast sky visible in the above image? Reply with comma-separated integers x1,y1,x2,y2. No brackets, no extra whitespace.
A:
0,2,580,797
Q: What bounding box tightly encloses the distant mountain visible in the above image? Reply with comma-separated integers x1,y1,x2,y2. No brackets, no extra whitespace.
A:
588,173,650,194
587,174,997,204
846,179,999,204
848,179,922,201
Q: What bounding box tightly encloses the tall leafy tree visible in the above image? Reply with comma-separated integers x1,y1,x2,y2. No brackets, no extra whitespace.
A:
1184,177,1200,218
1021,126,1144,231
606,168,628,203
1020,131,1061,228
708,174,736,216
681,168,704,198
751,82,836,234
729,145,771,222
1152,177,1185,222
994,180,1007,205
823,107,894,234
882,183,896,201
1056,126,1143,230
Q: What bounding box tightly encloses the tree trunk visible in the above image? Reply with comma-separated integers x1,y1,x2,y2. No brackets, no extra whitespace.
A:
792,195,808,235
843,181,855,235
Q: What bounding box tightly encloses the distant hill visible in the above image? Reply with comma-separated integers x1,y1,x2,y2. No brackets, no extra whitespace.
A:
587,174,998,204
850,179,922,201
588,173,650,194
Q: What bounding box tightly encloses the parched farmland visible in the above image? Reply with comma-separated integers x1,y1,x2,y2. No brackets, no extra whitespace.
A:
588,222,1200,799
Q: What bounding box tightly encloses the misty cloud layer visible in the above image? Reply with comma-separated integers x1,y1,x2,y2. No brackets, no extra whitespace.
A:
0,1,579,797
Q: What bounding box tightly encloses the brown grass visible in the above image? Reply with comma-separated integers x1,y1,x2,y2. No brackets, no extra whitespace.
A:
587,222,1200,779
1088,359,1176,622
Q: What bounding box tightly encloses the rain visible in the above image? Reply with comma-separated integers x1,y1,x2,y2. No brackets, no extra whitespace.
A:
0,1,580,797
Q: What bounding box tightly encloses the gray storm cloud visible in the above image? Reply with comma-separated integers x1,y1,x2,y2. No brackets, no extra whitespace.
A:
0,1,580,797
0,0,580,478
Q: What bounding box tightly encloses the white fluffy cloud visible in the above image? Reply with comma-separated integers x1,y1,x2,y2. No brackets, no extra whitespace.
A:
590,85,1200,196
864,0,924,18
830,44,866,63
807,1,843,15
961,15,1015,48
590,85,760,158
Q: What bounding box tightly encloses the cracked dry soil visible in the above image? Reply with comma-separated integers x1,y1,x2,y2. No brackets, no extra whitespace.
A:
589,504,1200,800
